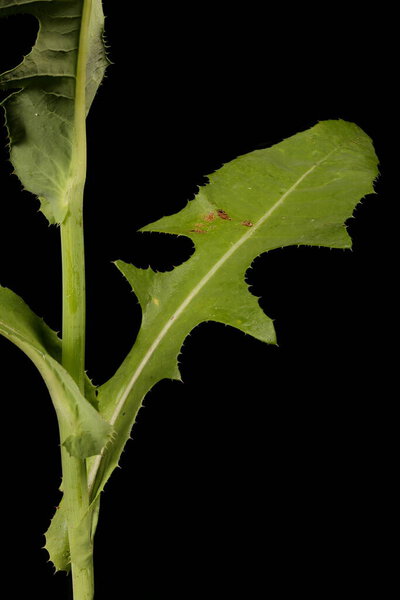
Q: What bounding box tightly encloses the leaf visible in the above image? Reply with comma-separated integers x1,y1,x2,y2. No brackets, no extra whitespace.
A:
0,285,113,571
0,285,112,457
43,502,70,573
86,120,378,504
0,0,108,224
44,493,101,573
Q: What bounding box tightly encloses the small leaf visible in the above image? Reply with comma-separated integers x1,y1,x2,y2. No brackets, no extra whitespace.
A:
44,504,70,573
87,120,378,504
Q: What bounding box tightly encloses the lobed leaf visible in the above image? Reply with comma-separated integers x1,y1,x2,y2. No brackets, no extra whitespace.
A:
0,0,108,223
85,120,378,508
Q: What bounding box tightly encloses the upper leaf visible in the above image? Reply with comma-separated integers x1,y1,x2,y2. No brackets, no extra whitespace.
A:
0,0,108,223
86,120,378,505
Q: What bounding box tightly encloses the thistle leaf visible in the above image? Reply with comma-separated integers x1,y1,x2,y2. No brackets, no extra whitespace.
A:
86,120,378,506
0,0,108,223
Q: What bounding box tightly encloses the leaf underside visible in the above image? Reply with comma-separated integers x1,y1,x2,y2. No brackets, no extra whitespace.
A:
0,0,108,223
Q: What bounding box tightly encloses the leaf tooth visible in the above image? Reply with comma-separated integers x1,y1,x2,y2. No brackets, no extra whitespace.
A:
164,359,182,382
114,260,159,312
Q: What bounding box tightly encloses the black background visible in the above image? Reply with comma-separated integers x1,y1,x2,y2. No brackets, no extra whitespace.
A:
0,3,394,599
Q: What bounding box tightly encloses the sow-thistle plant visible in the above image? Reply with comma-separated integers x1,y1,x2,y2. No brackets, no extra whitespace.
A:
0,2,378,599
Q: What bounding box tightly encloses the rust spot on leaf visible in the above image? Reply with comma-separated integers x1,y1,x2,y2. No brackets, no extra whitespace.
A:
204,212,216,222
217,209,231,220
190,228,207,233
241,220,253,227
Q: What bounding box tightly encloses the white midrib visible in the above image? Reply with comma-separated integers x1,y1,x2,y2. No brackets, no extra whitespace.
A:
87,149,337,491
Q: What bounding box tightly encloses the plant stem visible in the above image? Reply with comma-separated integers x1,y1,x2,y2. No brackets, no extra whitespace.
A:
59,441,94,600
60,202,94,600
60,1,95,598
61,207,86,390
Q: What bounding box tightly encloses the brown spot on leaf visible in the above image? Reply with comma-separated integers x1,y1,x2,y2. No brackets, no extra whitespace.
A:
190,228,207,234
204,212,216,222
241,220,253,227
217,209,231,220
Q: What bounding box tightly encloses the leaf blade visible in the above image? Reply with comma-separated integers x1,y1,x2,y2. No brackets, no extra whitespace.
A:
87,120,378,503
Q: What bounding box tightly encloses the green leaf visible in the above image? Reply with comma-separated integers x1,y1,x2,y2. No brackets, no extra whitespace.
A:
44,493,101,573
0,285,113,571
86,120,378,505
0,285,112,457
43,501,70,573
0,0,108,224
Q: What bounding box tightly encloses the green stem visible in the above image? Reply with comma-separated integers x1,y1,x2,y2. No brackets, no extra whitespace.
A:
59,441,94,599
60,1,94,598
61,208,86,390
60,201,94,600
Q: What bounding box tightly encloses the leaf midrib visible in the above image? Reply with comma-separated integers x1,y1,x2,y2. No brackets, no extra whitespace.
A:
87,145,340,493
